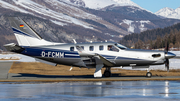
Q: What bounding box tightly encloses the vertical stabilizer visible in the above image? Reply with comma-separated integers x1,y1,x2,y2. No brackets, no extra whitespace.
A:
8,17,59,46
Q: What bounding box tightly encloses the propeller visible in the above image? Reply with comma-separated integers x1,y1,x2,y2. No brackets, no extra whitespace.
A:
165,41,169,72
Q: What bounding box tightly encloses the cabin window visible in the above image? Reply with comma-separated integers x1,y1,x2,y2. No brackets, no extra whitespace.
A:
70,47,74,51
99,45,104,51
89,46,94,51
107,45,119,52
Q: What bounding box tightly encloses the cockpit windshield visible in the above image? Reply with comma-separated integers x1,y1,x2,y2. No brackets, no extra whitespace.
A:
115,43,127,50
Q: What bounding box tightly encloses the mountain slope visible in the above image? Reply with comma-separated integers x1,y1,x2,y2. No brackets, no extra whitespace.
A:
0,0,180,50
1,0,131,34
120,22,180,48
85,6,180,33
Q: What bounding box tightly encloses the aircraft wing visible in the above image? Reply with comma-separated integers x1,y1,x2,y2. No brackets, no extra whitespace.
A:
75,45,95,56
75,45,115,67
96,54,115,67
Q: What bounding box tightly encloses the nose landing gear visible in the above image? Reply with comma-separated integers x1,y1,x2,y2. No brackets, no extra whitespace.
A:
146,69,152,78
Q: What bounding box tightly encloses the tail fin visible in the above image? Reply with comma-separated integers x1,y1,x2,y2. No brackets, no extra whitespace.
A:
8,17,59,46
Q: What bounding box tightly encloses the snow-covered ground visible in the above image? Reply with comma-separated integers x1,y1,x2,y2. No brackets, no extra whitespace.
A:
0,51,180,70
119,19,151,33
0,54,36,62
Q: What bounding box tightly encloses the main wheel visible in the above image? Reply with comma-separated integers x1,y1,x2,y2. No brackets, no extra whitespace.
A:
104,70,111,77
146,72,152,78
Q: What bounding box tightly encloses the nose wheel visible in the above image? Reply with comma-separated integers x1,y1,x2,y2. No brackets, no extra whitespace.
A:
146,68,152,78
146,72,152,78
104,67,111,77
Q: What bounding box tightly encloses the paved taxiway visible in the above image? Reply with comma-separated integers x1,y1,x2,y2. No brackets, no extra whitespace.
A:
0,73,180,82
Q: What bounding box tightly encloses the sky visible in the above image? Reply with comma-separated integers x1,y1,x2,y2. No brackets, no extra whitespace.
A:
131,0,180,13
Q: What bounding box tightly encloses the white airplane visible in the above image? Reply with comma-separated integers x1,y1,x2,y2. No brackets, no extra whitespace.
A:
4,17,177,78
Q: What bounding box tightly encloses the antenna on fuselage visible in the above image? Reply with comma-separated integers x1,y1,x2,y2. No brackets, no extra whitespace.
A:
73,39,77,44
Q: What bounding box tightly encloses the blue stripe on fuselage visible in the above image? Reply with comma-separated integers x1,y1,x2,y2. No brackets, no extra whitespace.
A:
116,57,143,60
101,54,143,61
21,47,80,58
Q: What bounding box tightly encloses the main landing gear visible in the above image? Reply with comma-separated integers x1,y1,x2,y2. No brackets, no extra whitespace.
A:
146,69,152,78
104,67,111,77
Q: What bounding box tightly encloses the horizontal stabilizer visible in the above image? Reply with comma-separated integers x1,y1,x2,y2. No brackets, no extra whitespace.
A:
4,43,24,53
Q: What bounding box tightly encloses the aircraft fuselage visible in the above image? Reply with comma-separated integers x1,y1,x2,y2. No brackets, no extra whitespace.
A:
19,42,166,68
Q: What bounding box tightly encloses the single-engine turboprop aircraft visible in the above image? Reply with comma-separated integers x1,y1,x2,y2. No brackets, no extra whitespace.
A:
4,17,177,78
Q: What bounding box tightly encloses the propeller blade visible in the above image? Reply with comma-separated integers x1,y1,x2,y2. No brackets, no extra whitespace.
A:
164,41,170,72
167,41,169,52
165,59,169,72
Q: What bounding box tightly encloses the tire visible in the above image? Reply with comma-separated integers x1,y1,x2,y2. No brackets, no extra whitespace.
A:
104,70,111,77
146,72,152,78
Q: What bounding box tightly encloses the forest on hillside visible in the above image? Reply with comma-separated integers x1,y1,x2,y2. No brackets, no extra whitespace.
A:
120,22,180,50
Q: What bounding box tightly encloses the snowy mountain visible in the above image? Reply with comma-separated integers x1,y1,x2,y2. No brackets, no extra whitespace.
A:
155,7,180,19
67,0,85,7
0,0,180,50
66,0,142,10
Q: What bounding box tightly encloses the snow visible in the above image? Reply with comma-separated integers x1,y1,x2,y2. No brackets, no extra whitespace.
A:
140,20,150,24
78,0,141,10
113,0,141,8
120,19,150,33
65,0,153,14
120,19,135,33
50,20,67,26
45,0,98,19
155,7,180,19
0,54,36,62
0,0,95,29
122,19,134,25
0,0,31,14
139,20,150,32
